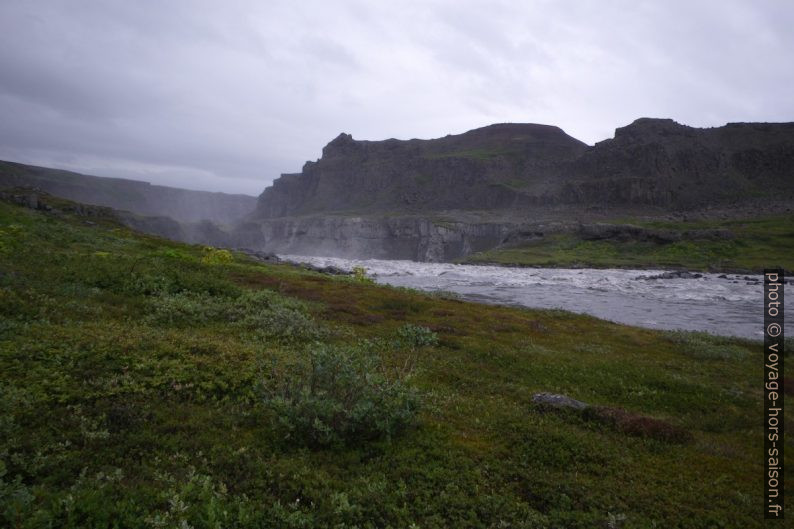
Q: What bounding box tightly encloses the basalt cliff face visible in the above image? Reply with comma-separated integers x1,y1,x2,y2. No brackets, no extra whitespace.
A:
233,215,523,262
561,118,794,206
239,118,794,261
256,123,588,216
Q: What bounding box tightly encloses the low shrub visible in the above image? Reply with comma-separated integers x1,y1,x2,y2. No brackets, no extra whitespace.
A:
351,266,374,284
227,289,324,343
147,288,324,343
147,291,225,325
396,324,438,350
201,247,233,265
262,343,422,447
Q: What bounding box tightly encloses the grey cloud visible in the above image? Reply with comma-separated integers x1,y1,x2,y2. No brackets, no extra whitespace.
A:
0,0,792,195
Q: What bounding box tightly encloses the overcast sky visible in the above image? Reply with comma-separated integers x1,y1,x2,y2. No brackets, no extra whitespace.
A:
1,0,792,195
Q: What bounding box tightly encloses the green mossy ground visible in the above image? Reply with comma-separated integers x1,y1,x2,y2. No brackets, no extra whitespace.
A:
0,198,791,528
464,215,794,272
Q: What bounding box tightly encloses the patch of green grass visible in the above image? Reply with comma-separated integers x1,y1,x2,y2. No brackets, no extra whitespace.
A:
0,196,789,527
465,214,794,271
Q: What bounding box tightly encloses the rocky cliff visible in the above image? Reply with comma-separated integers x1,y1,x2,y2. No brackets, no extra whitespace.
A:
240,118,794,260
254,119,794,219
233,215,521,261
561,118,794,206
255,123,588,217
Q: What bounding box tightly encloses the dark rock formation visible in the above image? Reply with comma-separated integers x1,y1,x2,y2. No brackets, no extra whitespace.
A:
635,271,704,280
532,392,589,411
561,118,794,207
577,223,734,243
578,223,681,243
234,248,283,263
232,215,515,262
255,123,588,218
254,119,794,220
240,118,794,260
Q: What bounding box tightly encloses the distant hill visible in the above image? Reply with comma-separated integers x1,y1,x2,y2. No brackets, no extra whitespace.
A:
253,118,794,218
0,160,257,225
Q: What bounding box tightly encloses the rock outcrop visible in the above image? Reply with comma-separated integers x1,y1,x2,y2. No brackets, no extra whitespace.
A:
232,215,515,262
577,223,734,243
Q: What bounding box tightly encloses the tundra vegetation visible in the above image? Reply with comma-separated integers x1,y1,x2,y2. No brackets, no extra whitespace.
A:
0,195,790,528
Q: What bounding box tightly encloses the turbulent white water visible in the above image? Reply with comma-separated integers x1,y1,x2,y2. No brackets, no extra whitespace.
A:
280,255,790,339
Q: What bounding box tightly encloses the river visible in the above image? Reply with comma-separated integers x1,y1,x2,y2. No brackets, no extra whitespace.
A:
280,255,790,339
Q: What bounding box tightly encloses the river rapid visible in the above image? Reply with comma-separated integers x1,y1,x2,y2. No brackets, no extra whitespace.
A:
280,255,790,339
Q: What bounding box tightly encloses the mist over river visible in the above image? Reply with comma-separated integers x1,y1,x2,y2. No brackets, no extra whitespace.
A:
280,255,791,339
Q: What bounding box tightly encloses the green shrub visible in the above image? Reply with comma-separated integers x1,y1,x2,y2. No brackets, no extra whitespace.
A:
147,288,324,343
351,266,374,284
396,324,438,350
0,469,36,529
262,343,422,447
158,248,193,261
231,289,324,343
201,247,233,265
249,304,323,343
147,291,225,325
146,467,254,529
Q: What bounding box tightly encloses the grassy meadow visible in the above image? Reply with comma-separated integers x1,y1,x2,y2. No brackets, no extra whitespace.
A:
0,194,791,528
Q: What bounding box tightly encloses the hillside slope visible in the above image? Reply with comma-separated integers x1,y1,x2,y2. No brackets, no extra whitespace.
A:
0,160,257,224
0,192,789,528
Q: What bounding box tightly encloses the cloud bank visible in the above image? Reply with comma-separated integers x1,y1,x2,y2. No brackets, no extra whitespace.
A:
1,0,792,194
